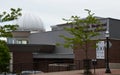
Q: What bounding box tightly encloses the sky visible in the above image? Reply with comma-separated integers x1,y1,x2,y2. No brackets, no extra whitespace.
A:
0,0,120,31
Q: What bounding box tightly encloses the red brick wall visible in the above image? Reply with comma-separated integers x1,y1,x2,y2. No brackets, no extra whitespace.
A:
74,39,120,69
74,41,96,60
33,59,73,72
13,52,33,72
109,40,120,63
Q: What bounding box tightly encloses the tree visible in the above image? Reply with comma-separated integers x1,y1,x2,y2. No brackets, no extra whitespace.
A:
59,9,102,75
0,8,22,72
0,40,11,72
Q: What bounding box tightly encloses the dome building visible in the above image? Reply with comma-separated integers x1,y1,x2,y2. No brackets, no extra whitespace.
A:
6,15,120,72
7,12,74,72
15,12,45,33
8,12,45,44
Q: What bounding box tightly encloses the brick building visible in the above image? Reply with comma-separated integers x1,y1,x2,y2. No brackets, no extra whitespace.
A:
6,16,120,72
51,17,120,69
6,14,74,72
8,31,74,72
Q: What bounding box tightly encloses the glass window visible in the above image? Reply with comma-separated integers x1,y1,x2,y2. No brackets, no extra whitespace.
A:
16,40,28,44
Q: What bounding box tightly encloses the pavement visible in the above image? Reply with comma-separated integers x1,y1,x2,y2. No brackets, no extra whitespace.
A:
33,69,120,75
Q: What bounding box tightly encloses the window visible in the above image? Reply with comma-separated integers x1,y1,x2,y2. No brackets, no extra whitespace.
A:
16,40,28,44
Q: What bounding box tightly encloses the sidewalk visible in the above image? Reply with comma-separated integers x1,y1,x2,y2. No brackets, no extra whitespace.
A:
34,69,120,75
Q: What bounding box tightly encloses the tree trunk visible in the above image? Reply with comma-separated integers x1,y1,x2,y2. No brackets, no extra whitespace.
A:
83,59,92,75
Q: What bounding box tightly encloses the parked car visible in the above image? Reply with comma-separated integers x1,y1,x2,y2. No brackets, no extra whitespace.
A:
21,70,43,75
0,73,16,75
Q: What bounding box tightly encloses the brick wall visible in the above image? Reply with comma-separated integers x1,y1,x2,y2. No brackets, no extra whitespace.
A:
109,40,120,63
74,39,120,69
13,52,33,72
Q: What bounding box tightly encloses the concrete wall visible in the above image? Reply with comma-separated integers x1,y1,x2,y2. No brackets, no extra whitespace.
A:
109,18,120,39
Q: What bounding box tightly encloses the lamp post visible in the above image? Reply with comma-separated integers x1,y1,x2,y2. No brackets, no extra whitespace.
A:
105,30,111,73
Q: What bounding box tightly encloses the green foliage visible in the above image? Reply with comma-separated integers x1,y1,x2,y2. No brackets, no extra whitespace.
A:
0,8,22,22
0,8,21,38
0,40,10,72
0,8,22,72
0,24,19,37
59,9,102,59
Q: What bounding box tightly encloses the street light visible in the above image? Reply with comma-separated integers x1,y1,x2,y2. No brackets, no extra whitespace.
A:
105,30,111,73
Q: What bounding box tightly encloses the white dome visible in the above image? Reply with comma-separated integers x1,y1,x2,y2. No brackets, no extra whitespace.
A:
15,12,45,32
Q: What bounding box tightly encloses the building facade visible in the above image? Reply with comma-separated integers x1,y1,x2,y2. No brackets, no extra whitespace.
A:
52,17,120,69
7,17,120,72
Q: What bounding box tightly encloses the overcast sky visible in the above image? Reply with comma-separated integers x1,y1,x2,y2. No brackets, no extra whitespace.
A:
0,0,120,31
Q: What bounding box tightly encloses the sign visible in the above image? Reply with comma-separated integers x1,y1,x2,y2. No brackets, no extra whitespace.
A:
104,41,112,48
96,41,105,59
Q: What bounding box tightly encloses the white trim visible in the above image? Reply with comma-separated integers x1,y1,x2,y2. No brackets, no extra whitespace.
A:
10,52,13,72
